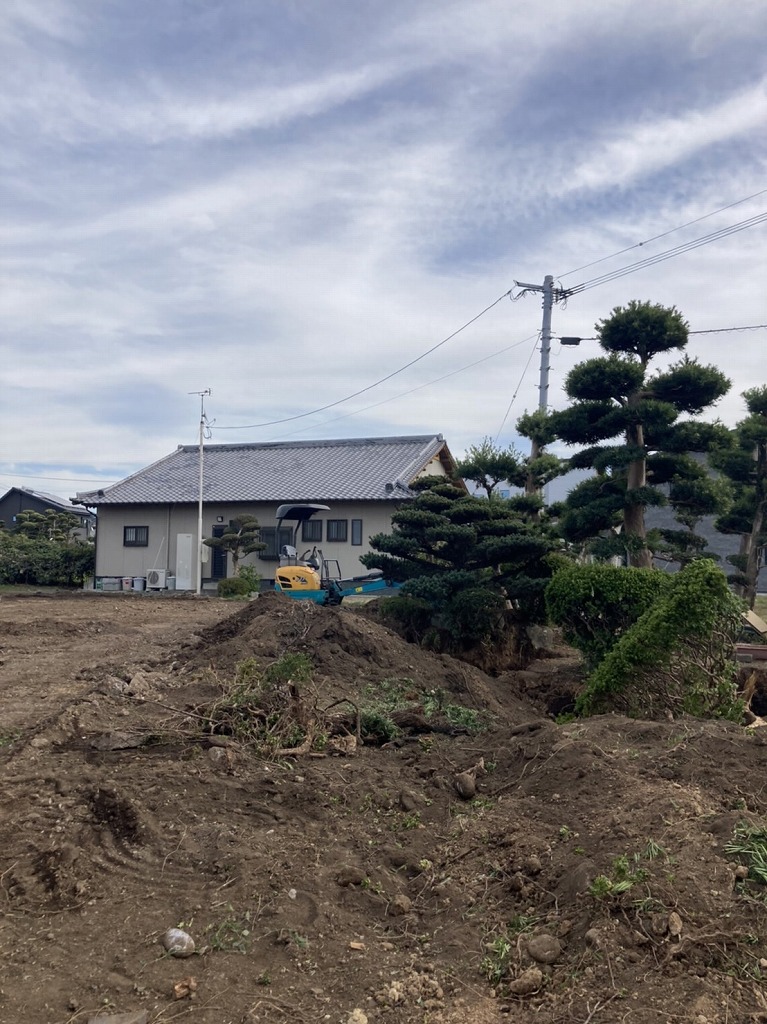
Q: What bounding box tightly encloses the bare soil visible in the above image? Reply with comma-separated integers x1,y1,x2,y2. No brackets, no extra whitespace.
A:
2,591,767,1024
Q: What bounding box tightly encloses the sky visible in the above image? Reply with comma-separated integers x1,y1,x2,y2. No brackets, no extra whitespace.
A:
2,0,766,502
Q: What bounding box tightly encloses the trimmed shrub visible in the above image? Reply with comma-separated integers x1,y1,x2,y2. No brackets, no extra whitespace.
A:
217,576,253,598
545,563,672,669
577,559,743,720
0,533,94,587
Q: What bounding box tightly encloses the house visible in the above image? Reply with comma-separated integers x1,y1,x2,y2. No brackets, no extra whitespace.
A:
0,486,96,542
74,435,458,589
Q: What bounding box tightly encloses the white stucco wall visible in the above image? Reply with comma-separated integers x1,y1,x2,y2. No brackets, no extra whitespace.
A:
93,501,400,586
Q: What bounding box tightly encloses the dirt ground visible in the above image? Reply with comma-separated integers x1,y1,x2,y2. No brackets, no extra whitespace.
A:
3,591,767,1024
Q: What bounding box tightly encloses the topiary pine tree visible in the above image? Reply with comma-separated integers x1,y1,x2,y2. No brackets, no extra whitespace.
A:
360,477,554,654
545,300,731,568
456,437,527,500
203,515,266,576
14,508,81,543
710,386,767,607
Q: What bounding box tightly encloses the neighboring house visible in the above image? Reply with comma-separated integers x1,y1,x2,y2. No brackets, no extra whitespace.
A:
0,486,96,541
74,435,458,589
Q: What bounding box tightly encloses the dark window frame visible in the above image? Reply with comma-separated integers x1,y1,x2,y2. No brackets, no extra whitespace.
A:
351,519,363,546
258,526,293,560
123,525,149,547
327,519,348,543
301,519,323,543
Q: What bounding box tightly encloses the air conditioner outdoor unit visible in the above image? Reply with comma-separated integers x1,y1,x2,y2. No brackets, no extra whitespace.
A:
146,569,167,589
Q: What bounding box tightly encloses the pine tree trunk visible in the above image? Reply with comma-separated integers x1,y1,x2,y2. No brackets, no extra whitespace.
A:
624,422,652,569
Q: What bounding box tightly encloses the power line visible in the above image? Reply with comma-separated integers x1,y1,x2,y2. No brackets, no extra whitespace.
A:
558,186,767,279
689,324,767,335
270,333,540,440
570,209,767,293
497,329,536,438
0,470,119,484
216,290,511,431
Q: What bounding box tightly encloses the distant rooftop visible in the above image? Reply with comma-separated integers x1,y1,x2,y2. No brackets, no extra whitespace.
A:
1,485,94,516
75,435,452,506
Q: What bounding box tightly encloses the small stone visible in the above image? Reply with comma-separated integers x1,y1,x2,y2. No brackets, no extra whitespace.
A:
30,736,50,748
526,934,561,964
399,789,421,811
454,772,476,800
162,928,195,958
650,913,668,936
668,911,683,938
523,854,542,875
388,894,412,916
347,1011,368,1024
734,865,749,880
508,966,543,996
336,865,366,887
207,747,228,764
584,928,601,947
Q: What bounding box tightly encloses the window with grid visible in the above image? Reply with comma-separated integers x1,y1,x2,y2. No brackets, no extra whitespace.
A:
123,525,148,547
351,519,363,546
258,527,293,560
301,519,322,543
326,519,348,542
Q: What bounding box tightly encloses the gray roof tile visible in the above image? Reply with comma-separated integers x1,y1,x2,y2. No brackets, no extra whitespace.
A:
76,435,450,506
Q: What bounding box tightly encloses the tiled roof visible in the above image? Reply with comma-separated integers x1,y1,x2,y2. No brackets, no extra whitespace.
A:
75,435,450,506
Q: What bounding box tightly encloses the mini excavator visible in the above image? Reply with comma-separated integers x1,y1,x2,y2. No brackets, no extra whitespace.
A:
273,503,393,605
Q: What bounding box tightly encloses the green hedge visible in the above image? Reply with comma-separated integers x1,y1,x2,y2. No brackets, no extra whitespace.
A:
545,562,672,669
577,559,743,720
0,533,94,587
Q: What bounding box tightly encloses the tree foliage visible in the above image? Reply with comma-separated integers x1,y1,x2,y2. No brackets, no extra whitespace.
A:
456,437,526,499
361,478,555,655
544,301,730,567
14,509,83,543
710,386,767,607
0,532,95,587
577,560,743,720
203,515,266,576
545,563,673,670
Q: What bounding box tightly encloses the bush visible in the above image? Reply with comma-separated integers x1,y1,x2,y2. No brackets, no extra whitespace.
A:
0,533,94,587
217,576,253,598
577,559,743,720
546,563,672,669
375,595,434,644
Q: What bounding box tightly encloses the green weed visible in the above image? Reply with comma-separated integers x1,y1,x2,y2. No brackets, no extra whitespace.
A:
725,823,767,885
205,908,252,953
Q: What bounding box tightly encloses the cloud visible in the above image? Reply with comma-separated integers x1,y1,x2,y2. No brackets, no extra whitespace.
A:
1,0,766,490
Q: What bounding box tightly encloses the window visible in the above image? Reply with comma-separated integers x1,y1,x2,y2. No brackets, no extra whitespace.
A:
301,519,322,543
351,519,363,546
327,519,348,542
123,525,148,547
258,527,293,560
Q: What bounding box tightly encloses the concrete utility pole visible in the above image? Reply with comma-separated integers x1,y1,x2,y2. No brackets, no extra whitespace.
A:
512,276,574,491
190,389,211,596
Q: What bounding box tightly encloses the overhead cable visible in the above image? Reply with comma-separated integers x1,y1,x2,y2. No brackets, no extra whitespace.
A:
559,186,767,279
215,290,511,430
571,209,767,293
271,333,540,441
494,334,540,442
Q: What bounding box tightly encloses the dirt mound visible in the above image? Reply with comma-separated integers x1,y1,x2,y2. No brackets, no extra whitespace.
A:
2,593,767,1024
182,591,532,724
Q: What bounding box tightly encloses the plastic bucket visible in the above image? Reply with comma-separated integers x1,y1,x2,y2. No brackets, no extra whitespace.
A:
166,576,176,591
102,577,121,592
122,577,133,591
132,577,146,592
